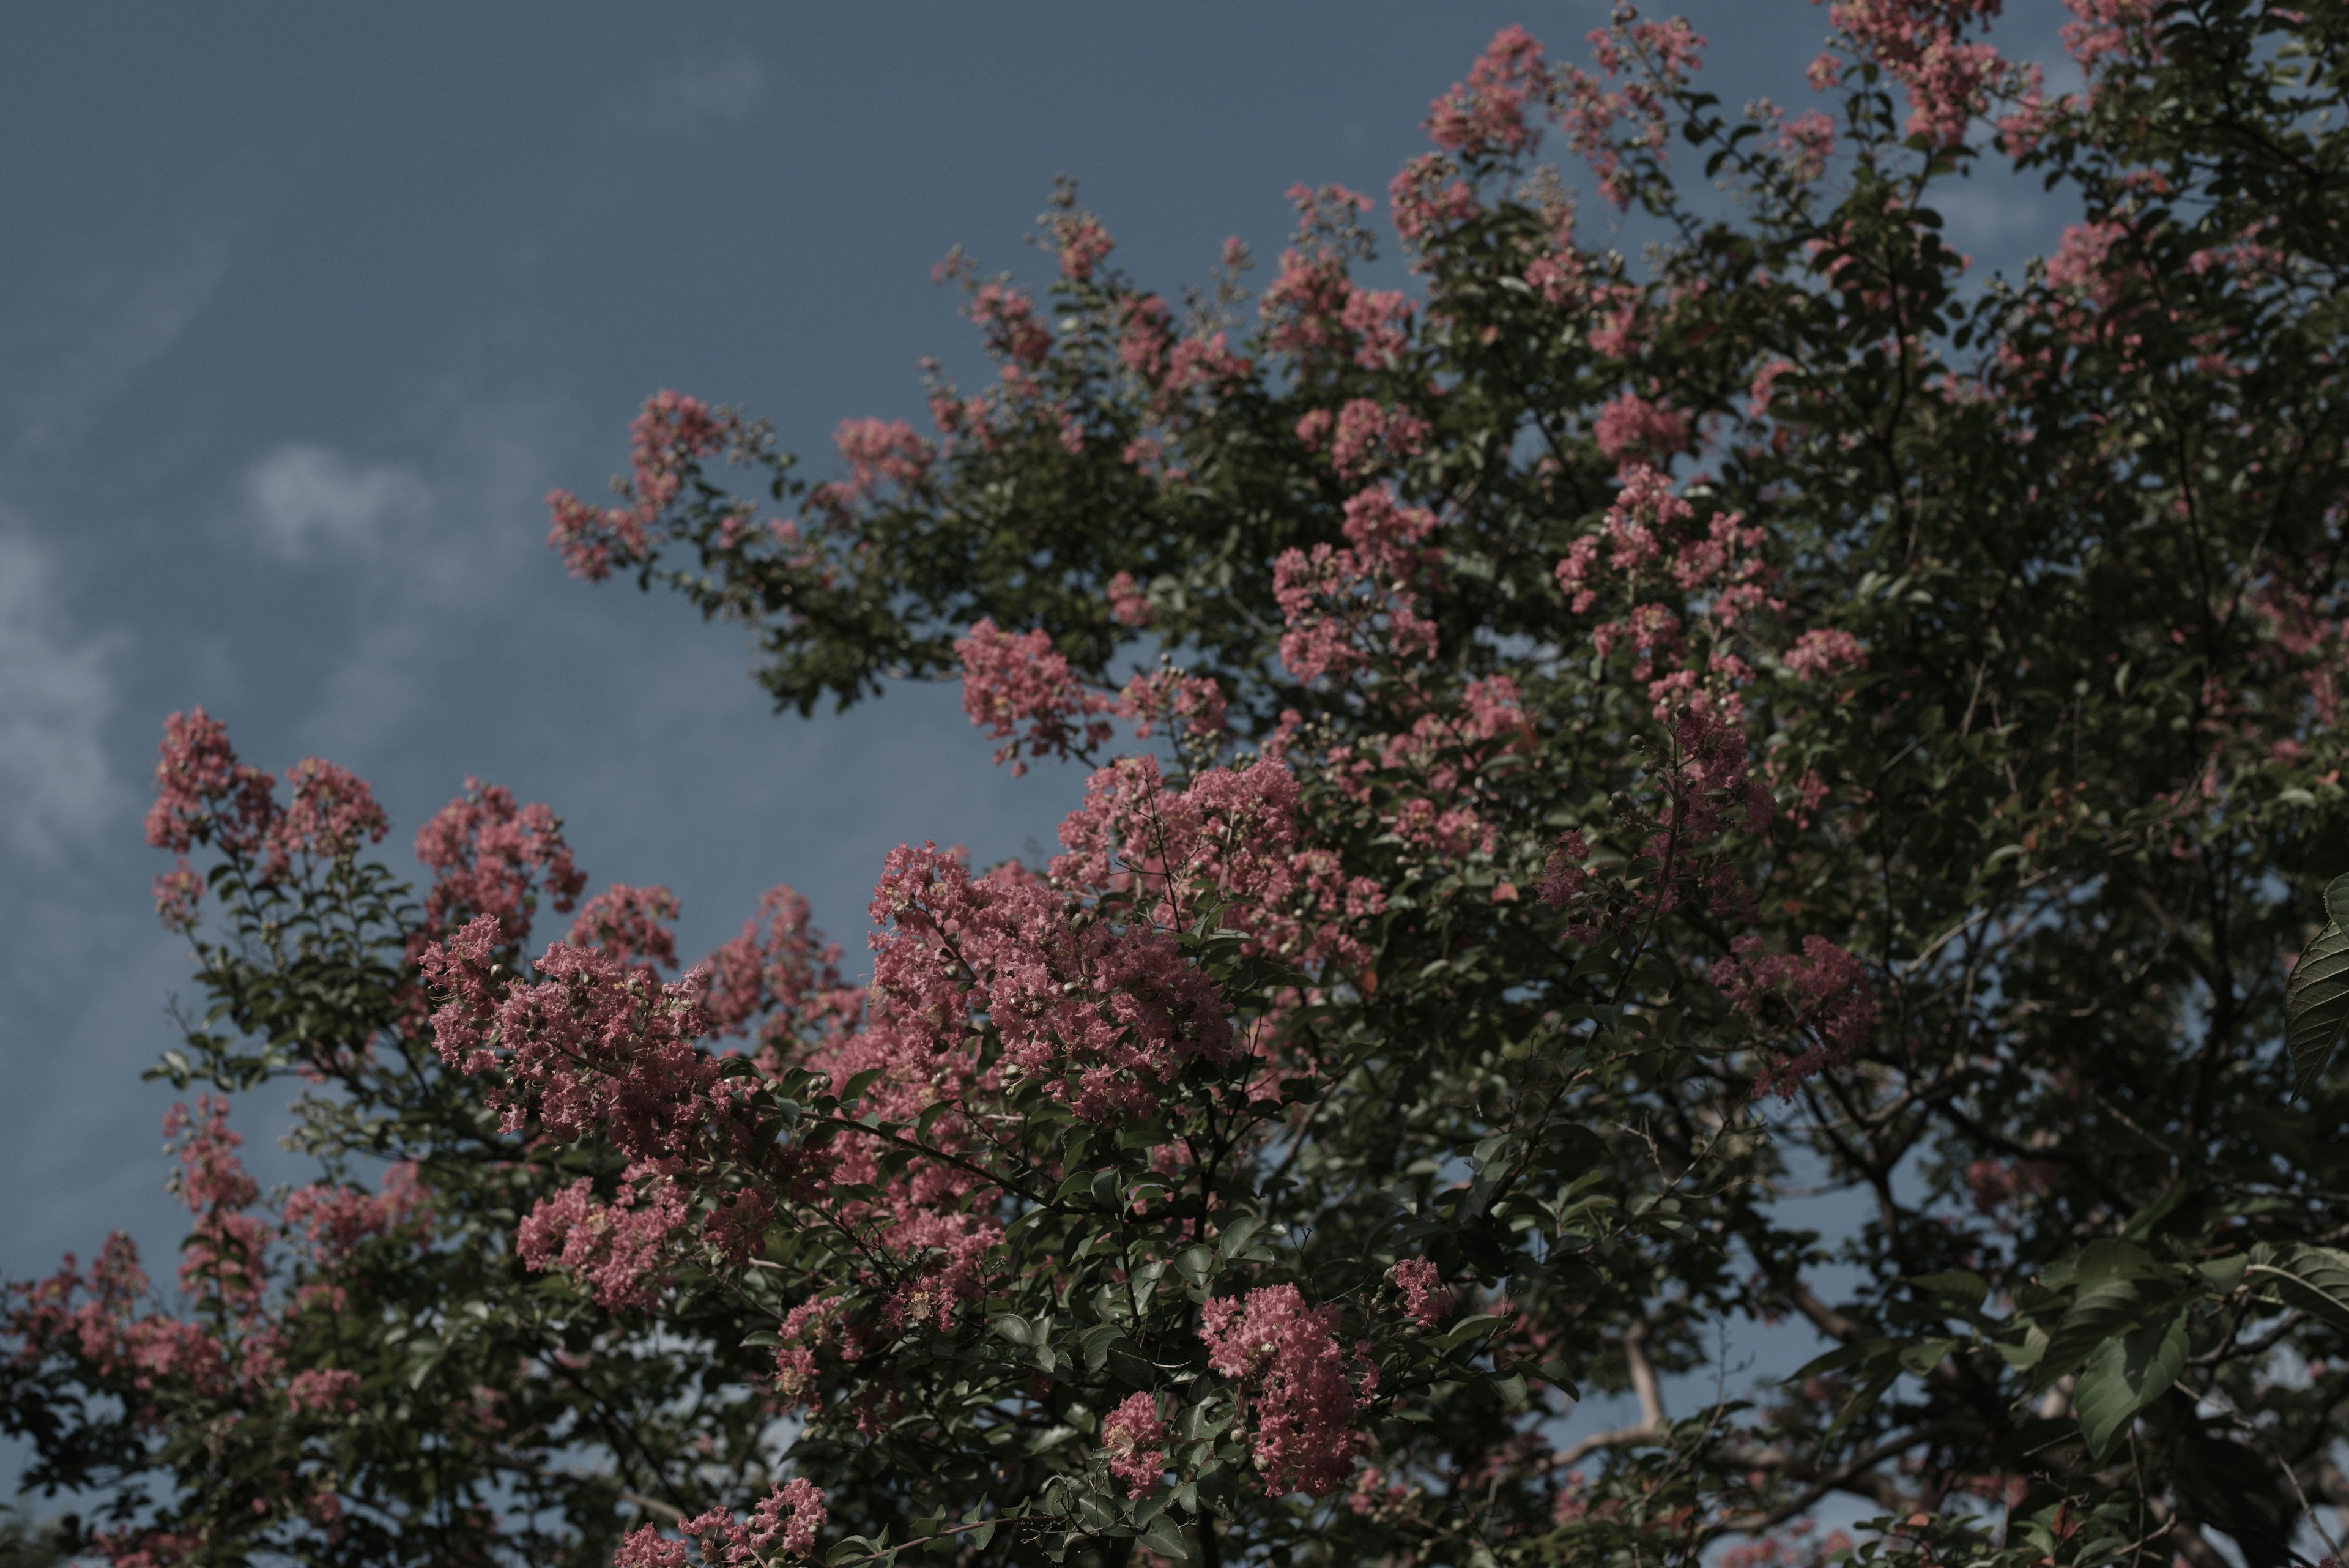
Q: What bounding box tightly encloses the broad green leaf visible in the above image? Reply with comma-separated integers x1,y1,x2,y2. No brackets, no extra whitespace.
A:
2247,1244,2349,1332
1910,1271,1988,1308
2074,1307,2189,1458
2324,871,2349,932
2036,1279,2154,1387
2286,910,2349,1096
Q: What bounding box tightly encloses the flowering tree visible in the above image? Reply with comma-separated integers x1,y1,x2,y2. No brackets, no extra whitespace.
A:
12,4,2349,1566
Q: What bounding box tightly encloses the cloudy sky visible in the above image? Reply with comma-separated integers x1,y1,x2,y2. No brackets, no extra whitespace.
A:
0,0,2080,1492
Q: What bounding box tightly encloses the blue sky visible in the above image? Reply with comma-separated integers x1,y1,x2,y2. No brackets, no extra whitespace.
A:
0,0,2080,1497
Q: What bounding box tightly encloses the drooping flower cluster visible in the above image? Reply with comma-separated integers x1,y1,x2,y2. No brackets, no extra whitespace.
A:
1712,935,1879,1098
956,619,1115,774
1389,1258,1451,1329
1200,1285,1377,1498
1100,1391,1168,1499
615,1479,829,1568
547,390,737,581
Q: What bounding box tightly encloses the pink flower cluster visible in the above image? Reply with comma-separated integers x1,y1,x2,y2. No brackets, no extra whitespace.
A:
547,390,735,581
1783,628,1868,682
1054,754,1384,974
1201,1284,1377,1498
1273,487,1444,683
568,883,683,970
1050,210,1115,282
1294,399,1431,482
1826,0,2008,148
516,1165,690,1312
1117,667,1228,741
1101,1391,1167,1498
142,711,389,926
970,281,1052,369
1107,570,1154,627
701,883,858,1042
1556,15,1708,208
286,1366,360,1415
1389,1258,1451,1329
1712,935,1878,1098
420,915,725,1166
869,841,1233,1122
281,1166,424,1262
1592,392,1692,470
955,618,1115,775
2060,0,2161,74
412,778,585,950
1427,24,1551,162
615,1479,828,1567
1389,153,1479,243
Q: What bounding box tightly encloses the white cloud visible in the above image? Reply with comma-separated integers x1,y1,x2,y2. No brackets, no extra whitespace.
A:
630,46,768,134
0,532,122,860
242,444,428,560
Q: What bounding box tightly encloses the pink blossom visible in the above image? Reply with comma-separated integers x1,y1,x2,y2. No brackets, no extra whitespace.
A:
672,1478,828,1566
1050,212,1115,281
1298,399,1431,481
1778,109,1836,181
1783,628,1868,680
1101,1391,1168,1498
2045,221,2128,307
1390,1257,1451,1328
568,883,683,970
420,921,725,1163
516,1165,689,1312
1163,332,1253,399
1427,25,1551,162
262,757,387,879
614,1528,692,1568
144,707,277,861
954,619,1115,775
1116,294,1174,384
546,391,734,581
1592,393,1693,468
1538,830,1591,908
286,1366,361,1414
1712,935,1877,1098
1387,154,1478,244
2060,0,2160,73
1200,1284,1376,1497
1107,570,1154,627
1827,0,2008,148
1118,669,1228,740
1748,357,1798,417
412,779,585,949
970,281,1052,368
1343,287,1414,368
699,884,853,1040
830,417,932,499
869,842,1232,1122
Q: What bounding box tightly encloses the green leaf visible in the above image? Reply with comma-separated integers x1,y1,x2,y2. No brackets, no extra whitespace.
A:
2248,1244,2349,1331
1910,1271,1988,1308
1138,1520,1190,1562
2286,901,2349,1096
2074,1307,2189,1459
992,1313,1036,1348
2037,1279,2153,1386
